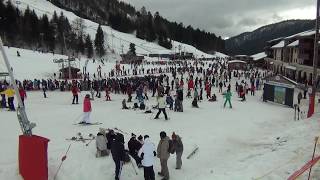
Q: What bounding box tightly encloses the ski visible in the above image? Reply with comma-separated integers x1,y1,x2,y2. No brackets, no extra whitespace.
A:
73,122,103,126
187,146,199,159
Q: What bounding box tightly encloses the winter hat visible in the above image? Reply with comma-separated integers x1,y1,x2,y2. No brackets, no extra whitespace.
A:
138,135,143,141
172,132,177,140
144,135,149,139
160,131,166,139
85,94,90,98
131,133,136,138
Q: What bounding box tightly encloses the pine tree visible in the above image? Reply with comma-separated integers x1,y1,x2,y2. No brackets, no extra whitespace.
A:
77,35,85,54
85,34,93,58
94,24,105,57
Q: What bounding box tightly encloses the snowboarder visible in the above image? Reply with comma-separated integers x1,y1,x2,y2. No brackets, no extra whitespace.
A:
80,94,92,124
128,133,142,167
138,135,157,180
223,89,232,108
171,132,183,169
111,133,126,180
154,95,169,120
157,131,170,180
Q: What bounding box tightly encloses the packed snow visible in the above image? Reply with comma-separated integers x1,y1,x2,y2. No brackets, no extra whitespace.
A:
1,47,320,180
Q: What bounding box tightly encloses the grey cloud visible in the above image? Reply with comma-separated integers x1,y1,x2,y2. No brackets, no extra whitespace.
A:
123,0,315,37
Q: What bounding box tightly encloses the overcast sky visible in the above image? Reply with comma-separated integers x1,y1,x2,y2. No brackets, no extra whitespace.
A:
122,0,316,38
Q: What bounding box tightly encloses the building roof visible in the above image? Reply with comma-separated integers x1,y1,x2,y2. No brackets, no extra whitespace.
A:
228,60,247,64
271,40,285,48
287,40,299,47
251,52,267,61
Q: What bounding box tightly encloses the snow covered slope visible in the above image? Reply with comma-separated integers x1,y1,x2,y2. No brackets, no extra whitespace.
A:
1,47,320,180
9,0,227,59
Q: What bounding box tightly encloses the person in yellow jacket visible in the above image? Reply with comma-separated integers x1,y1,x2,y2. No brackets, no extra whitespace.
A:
4,86,15,111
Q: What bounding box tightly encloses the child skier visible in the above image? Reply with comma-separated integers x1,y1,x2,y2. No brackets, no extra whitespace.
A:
105,87,111,101
223,89,232,108
81,94,92,124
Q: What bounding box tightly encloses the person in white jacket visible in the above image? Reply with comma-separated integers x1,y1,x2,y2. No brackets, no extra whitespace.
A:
154,95,169,120
138,135,156,180
96,131,109,157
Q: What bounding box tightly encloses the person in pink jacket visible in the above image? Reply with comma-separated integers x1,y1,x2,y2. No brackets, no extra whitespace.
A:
81,94,92,124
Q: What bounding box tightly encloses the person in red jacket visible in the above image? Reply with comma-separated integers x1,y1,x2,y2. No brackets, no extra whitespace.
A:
81,94,92,124
19,86,27,106
71,85,80,104
187,79,194,91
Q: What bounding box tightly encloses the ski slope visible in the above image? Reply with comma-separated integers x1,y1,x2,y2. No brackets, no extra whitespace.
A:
1,48,320,180
8,0,228,60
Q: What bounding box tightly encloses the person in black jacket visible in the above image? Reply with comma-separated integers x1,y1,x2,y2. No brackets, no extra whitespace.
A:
128,133,142,167
111,133,126,180
106,130,116,150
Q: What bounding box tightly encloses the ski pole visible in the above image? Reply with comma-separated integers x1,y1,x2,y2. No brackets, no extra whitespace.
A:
86,136,95,146
54,144,72,180
307,136,319,180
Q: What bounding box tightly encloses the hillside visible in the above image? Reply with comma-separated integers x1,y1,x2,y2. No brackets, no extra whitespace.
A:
226,20,315,55
0,0,227,60
48,0,225,53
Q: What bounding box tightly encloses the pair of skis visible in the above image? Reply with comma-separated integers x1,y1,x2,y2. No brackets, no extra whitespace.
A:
66,132,95,146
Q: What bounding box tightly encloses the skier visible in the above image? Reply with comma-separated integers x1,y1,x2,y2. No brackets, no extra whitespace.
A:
96,129,109,157
105,87,111,101
18,86,27,106
122,99,129,109
154,95,169,120
208,94,217,102
80,94,92,124
71,84,80,104
219,81,223,93
41,79,48,98
157,131,170,180
223,89,232,108
0,86,6,108
175,86,183,112
297,91,303,105
138,135,157,180
111,133,126,180
171,132,183,169
128,133,142,167
166,94,174,110
192,97,199,108
5,86,15,111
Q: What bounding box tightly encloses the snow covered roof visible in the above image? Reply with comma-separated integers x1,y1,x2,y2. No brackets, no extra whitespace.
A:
228,60,247,64
267,37,284,43
284,30,315,40
287,40,299,47
271,40,285,48
251,52,267,61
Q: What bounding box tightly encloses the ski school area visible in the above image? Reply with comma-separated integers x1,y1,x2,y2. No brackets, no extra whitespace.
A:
1,47,320,180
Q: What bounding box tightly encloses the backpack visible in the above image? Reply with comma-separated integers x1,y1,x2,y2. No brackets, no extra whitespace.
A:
168,140,175,154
